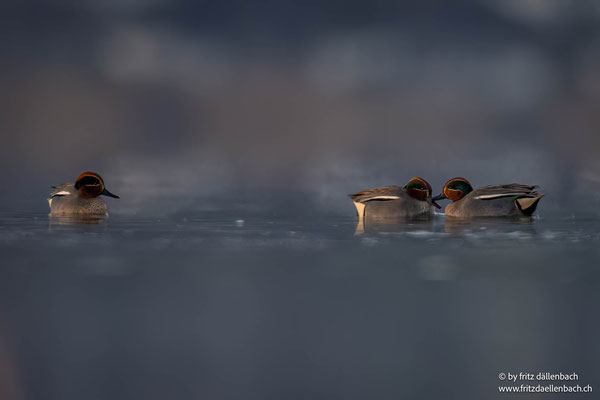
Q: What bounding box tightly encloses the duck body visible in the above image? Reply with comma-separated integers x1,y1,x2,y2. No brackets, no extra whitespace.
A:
434,179,544,218
48,171,119,216
48,184,109,215
350,185,433,218
349,177,440,219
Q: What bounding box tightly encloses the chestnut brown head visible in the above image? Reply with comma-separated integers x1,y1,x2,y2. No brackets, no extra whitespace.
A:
404,176,431,201
432,177,473,202
74,171,119,199
404,176,441,208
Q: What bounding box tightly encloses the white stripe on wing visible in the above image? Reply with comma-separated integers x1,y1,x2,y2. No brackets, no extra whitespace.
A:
363,196,401,201
474,193,523,200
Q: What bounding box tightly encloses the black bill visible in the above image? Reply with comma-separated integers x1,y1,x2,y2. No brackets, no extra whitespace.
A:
101,188,120,198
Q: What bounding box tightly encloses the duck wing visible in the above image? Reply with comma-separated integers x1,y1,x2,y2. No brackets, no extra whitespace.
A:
349,185,406,203
472,184,541,200
50,183,76,197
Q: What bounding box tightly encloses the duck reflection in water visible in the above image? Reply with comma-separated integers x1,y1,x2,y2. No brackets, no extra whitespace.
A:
354,213,437,236
48,214,107,230
442,215,537,236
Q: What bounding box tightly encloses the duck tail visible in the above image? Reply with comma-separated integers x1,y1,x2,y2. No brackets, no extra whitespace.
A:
515,194,544,216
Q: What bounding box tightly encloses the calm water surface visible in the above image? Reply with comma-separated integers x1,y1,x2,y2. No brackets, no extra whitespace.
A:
0,212,598,399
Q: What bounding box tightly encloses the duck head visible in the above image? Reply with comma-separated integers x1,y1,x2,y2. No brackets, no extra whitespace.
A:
432,177,473,202
404,176,441,208
74,171,119,199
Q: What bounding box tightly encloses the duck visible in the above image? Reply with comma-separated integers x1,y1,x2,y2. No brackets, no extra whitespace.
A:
432,177,544,217
48,171,119,215
349,176,441,219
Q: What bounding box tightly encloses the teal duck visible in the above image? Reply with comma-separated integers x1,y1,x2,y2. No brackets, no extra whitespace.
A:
432,177,544,217
48,171,119,215
349,176,440,219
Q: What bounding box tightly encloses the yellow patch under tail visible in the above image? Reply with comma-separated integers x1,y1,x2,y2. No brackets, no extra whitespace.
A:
515,195,544,215
353,201,366,218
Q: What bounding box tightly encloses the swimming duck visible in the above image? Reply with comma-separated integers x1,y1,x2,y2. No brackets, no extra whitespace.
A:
349,176,441,219
432,177,544,217
48,171,119,215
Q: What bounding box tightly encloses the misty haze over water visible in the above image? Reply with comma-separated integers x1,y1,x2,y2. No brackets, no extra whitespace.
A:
1,0,600,215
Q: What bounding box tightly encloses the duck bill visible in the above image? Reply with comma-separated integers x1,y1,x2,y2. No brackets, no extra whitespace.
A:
101,188,120,199
430,193,447,209
432,193,446,202
427,197,442,209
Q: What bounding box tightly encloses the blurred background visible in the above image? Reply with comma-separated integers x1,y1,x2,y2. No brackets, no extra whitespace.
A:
2,0,600,216
2,3,600,399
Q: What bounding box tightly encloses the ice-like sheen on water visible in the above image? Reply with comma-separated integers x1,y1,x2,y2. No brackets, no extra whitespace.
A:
0,212,599,400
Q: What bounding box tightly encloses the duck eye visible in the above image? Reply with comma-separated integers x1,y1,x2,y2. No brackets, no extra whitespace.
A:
76,176,101,188
407,181,425,190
